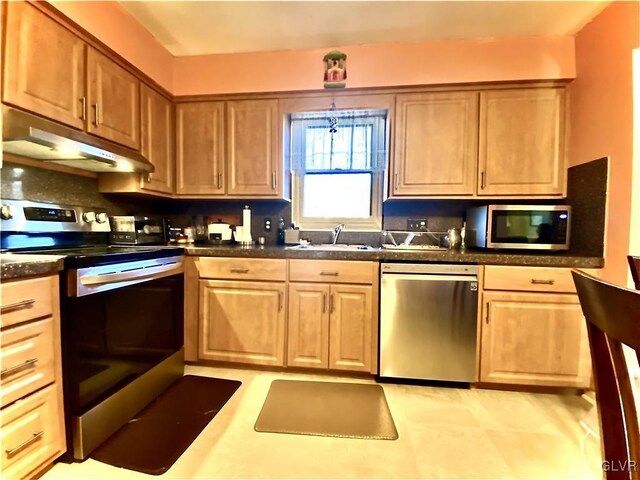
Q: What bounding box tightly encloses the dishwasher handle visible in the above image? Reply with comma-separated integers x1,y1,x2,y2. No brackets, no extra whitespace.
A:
382,273,478,283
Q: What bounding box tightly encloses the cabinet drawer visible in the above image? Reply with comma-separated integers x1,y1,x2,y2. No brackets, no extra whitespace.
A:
1,317,56,408
197,257,286,281
0,276,55,329
1,384,65,480
484,266,577,293
289,260,376,284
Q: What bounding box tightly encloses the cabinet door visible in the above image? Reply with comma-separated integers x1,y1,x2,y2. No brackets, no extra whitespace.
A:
329,285,372,372
140,85,173,194
2,2,85,129
287,283,330,369
199,280,285,366
87,48,140,149
480,292,591,387
478,88,566,196
176,102,226,196
226,99,280,196
393,91,478,196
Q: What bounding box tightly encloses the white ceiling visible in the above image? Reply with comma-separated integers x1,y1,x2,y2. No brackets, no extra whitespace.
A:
119,1,610,57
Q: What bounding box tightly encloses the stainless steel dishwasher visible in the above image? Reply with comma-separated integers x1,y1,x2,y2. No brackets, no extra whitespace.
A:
379,263,479,383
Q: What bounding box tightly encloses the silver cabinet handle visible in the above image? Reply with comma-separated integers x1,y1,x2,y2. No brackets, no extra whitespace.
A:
278,291,283,312
1,358,38,377
481,171,486,189
394,172,399,189
1,299,35,312
230,268,249,274
217,173,222,189
329,294,335,314
5,431,44,457
531,279,555,285
320,271,339,276
272,171,277,190
322,293,327,313
81,97,87,121
145,173,153,183
93,103,100,126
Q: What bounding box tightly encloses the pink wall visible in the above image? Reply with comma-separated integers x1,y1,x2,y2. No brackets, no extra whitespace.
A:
174,36,575,96
46,2,575,96
48,1,174,92
569,1,640,284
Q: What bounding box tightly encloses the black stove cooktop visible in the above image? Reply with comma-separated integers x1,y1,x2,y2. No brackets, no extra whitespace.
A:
14,245,184,269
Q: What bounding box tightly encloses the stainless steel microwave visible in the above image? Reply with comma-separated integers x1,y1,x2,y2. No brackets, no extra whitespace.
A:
466,205,571,251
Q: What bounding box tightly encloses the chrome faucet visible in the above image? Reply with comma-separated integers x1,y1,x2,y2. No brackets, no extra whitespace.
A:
331,223,345,244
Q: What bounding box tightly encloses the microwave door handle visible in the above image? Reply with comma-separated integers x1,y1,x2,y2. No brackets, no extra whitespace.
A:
80,262,179,286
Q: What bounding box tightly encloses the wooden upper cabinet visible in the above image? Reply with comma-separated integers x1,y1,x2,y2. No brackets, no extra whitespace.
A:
86,48,140,150
226,99,280,196
478,88,566,196
176,102,226,196
480,291,592,388
140,85,173,194
2,2,86,130
393,91,479,196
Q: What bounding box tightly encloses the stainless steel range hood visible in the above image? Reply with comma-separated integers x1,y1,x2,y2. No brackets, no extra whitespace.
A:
2,107,154,174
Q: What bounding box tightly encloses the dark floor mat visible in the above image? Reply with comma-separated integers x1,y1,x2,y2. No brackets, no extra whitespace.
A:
91,375,241,475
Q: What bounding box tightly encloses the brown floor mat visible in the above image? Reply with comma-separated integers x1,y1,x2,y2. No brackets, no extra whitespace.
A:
254,380,398,440
91,375,241,475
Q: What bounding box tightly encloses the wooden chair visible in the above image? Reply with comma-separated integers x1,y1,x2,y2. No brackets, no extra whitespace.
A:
572,270,640,479
629,256,640,290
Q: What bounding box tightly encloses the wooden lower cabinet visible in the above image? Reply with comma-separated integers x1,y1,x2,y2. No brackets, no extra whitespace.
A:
287,284,330,369
287,283,374,373
479,291,592,388
0,385,65,480
329,285,373,372
199,280,286,366
0,274,65,479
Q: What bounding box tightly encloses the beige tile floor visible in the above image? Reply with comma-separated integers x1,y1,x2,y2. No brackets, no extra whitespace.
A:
43,366,603,480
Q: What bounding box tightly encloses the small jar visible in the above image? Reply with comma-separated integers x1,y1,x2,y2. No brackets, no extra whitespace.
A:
184,227,195,243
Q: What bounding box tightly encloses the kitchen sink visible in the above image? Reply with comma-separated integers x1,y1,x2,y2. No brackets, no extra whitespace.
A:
286,244,377,251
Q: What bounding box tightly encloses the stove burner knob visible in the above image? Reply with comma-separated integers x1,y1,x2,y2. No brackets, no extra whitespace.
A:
0,205,13,220
96,212,109,224
82,211,96,223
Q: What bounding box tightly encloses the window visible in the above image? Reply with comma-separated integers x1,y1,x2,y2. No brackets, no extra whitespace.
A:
290,109,388,230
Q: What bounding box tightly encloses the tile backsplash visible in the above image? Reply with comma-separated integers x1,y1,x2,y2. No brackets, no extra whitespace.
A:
1,158,607,254
0,162,164,215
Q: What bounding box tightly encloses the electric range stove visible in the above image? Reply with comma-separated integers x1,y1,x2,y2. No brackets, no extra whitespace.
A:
1,198,185,461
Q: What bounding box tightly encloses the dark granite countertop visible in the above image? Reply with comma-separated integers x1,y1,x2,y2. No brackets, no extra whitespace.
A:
185,245,604,268
0,254,65,280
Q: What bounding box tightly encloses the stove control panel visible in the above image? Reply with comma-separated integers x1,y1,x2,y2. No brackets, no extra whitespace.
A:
25,206,77,223
0,200,111,233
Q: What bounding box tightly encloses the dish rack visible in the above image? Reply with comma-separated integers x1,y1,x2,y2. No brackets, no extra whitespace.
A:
381,230,448,250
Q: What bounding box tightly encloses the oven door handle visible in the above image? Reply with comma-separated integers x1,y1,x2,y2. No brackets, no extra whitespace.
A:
80,262,181,286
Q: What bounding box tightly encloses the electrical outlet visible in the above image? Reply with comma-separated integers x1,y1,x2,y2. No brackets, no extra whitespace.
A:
407,218,427,231
264,218,272,231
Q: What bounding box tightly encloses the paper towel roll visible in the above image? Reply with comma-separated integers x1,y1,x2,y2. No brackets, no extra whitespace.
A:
242,206,252,241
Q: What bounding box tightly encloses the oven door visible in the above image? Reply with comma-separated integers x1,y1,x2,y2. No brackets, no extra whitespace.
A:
61,256,184,459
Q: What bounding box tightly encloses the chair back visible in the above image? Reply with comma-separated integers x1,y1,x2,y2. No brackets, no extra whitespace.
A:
629,256,640,290
572,270,640,480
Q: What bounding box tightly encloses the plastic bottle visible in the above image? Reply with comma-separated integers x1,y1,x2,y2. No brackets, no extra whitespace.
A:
277,217,285,245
